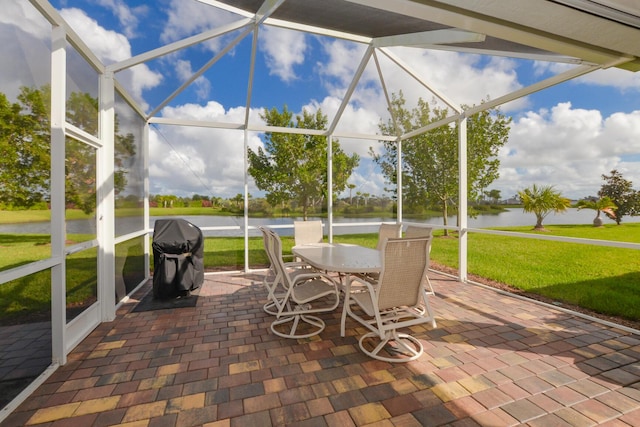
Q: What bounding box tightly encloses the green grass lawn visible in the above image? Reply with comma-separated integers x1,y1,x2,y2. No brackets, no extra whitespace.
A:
425,224,640,322
2,223,640,325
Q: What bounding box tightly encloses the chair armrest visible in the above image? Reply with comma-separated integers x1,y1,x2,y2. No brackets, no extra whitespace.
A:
284,261,313,269
292,270,339,286
348,274,377,293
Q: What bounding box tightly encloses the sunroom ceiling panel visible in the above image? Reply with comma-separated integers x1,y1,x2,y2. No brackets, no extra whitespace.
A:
212,0,640,70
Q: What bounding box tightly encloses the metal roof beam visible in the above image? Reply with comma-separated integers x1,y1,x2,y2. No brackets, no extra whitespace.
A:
147,118,398,141
146,26,253,119
400,56,633,140
107,18,252,73
264,18,372,44
255,0,287,24
418,44,586,65
31,0,105,73
196,0,254,18
346,0,637,67
373,29,485,48
378,47,462,114
327,45,375,135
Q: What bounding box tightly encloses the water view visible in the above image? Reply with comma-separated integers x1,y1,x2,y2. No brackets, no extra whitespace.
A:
2,208,634,237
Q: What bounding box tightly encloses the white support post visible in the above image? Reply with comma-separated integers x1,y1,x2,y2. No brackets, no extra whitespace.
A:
243,25,259,271
243,129,250,272
327,135,333,243
458,115,468,282
143,123,150,278
50,25,67,365
98,71,116,321
396,138,402,224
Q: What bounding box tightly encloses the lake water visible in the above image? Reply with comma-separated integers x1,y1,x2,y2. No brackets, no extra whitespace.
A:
1,208,633,237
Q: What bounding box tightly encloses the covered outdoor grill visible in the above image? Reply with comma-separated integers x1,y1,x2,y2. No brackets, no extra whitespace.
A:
152,219,204,299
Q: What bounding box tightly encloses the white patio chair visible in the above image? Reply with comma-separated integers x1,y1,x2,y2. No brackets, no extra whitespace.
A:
293,220,323,246
376,222,402,251
343,237,437,362
355,222,403,283
259,226,310,316
404,225,433,239
404,225,435,295
293,220,324,265
265,229,340,339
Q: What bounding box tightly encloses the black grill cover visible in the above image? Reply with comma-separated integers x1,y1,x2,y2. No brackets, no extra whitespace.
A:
152,219,204,299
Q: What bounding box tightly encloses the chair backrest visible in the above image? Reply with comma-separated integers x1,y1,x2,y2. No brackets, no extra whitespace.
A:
404,225,433,239
259,226,270,252
376,237,431,310
260,227,285,270
265,229,292,288
259,226,275,266
294,220,323,246
376,223,402,251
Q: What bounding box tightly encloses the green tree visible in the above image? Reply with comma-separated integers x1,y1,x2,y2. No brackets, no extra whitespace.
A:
248,106,359,220
211,196,223,207
518,184,571,230
347,183,356,205
0,86,50,208
373,92,511,234
231,193,243,210
577,196,617,227
65,90,136,214
0,86,136,213
599,169,639,225
485,189,501,204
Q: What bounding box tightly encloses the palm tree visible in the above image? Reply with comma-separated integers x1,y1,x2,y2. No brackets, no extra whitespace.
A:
347,183,356,205
577,196,617,227
517,184,571,230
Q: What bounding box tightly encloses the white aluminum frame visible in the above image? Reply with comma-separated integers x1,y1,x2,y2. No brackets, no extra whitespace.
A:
3,0,640,420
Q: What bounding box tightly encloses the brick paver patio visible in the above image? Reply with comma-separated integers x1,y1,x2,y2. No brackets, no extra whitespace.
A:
2,270,639,426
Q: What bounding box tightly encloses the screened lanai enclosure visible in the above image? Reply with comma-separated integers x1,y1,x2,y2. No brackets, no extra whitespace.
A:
2,0,640,418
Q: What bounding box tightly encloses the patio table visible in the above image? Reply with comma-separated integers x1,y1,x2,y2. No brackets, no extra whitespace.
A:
292,243,381,336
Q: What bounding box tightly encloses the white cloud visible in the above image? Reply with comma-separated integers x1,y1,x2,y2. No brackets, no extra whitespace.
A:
494,102,640,200
344,160,388,197
314,39,529,130
61,8,131,63
302,96,380,151
150,101,263,197
306,40,640,203
578,68,640,91
259,26,307,82
0,3,51,100
161,0,238,53
381,48,527,112
59,8,162,109
300,43,533,200
604,111,640,152
93,0,147,38
316,39,367,92
299,96,391,198
0,0,50,39
175,59,211,101
535,61,640,91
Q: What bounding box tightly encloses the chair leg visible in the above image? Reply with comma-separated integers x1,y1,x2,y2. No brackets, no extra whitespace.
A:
263,292,287,315
358,330,424,363
423,295,437,329
414,289,437,328
271,312,326,339
425,276,435,295
340,277,351,337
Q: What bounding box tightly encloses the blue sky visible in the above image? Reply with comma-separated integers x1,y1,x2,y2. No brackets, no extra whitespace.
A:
11,0,640,201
